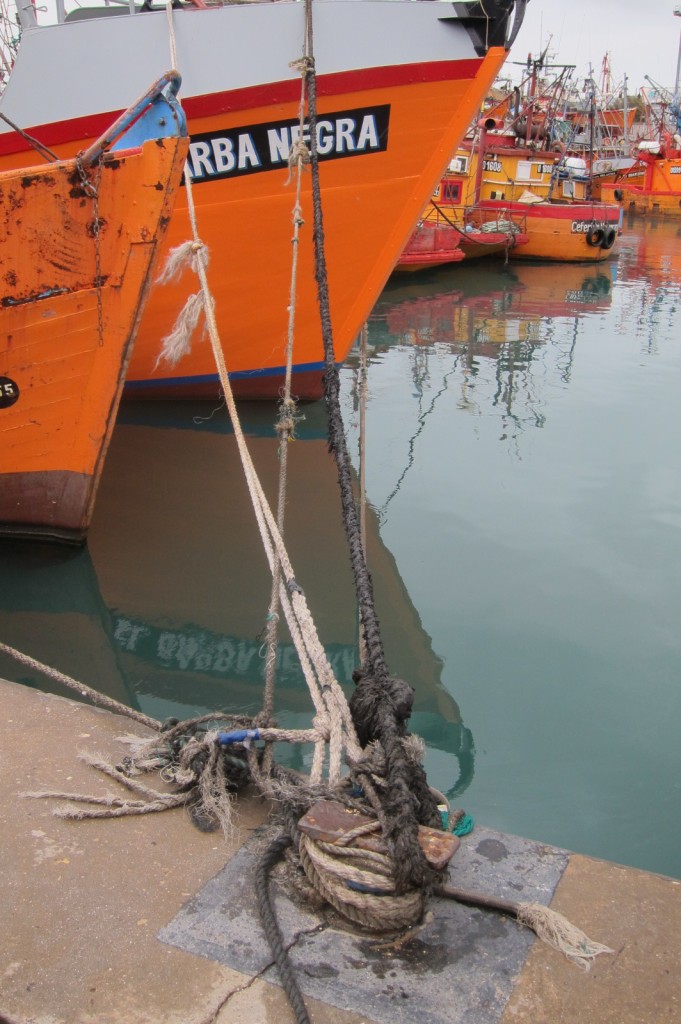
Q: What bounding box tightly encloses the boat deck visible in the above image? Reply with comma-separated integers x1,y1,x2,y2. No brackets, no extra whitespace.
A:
1,677,679,1024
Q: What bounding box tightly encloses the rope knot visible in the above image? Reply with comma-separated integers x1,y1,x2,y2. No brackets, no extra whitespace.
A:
292,201,305,228
289,55,314,76
312,715,331,742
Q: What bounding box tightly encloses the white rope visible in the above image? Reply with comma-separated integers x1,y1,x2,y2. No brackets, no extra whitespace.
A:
161,2,362,785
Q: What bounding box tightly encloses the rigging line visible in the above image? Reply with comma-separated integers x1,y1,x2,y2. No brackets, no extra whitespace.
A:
0,111,59,162
260,49,311,735
358,322,368,665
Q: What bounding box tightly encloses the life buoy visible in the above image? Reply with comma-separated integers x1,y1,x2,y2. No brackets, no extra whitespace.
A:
601,227,617,250
586,227,604,247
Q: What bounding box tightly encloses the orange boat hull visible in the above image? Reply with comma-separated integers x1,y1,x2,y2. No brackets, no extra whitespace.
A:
0,0,529,399
601,183,681,218
0,135,188,541
119,64,510,399
0,62,512,398
484,201,622,262
429,140,622,263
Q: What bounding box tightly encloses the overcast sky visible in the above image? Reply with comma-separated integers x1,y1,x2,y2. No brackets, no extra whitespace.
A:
510,0,681,95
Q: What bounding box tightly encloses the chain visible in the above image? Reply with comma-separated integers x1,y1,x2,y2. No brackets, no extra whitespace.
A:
76,153,105,346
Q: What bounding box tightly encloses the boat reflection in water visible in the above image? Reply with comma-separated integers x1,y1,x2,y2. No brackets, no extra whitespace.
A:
0,401,473,797
376,259,613,347
359,260,614,445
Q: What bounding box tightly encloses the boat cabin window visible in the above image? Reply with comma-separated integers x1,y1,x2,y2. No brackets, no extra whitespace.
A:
516,160,549,183
442,181,462,204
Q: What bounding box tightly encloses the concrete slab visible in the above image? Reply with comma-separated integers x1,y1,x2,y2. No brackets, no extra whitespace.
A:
1,677,680,1024
160,829,568,1024
501,855,681,1024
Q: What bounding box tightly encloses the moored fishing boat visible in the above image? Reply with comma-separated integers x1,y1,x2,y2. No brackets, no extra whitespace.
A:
436,118,622,262
420,51,624,264
0,75,189,543
597,12,681,218
0,0,528,400
599,136,681,217
395,200,528,272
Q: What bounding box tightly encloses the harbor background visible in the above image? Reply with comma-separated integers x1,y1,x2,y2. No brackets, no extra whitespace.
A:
1,213,679,882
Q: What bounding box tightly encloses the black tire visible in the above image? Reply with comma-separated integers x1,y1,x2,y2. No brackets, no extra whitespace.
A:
601,227,617,250
586,227,604,247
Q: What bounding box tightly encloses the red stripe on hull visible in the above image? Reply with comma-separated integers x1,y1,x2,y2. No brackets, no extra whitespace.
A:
0,59,482,157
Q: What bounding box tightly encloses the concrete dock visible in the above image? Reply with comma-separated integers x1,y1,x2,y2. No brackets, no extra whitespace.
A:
1,677,680,1024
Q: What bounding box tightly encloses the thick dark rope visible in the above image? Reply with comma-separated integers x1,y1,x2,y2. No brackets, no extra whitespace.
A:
254,833,311,1024
304,57,440,890
304,62,388,686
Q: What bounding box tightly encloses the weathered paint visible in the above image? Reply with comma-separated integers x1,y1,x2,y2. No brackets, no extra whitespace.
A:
0,134,189,542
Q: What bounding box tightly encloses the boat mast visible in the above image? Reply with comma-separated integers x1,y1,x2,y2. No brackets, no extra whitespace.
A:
15,0,37,30
623,74,629,152
672,5,681,135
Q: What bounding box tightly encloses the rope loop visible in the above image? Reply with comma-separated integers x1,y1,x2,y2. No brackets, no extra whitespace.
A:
289,55,314,76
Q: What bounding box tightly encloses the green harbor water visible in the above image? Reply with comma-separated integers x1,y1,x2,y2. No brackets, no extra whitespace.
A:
1,214,680,880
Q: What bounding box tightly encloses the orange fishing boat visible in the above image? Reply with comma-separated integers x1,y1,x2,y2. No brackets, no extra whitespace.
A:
600,138,681,217
0,76,188,542
596,16,681,218
434,120,622,262
0,0,528,400
423,50,623,263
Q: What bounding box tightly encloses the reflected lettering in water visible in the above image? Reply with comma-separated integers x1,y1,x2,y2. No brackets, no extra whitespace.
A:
0,400,472,792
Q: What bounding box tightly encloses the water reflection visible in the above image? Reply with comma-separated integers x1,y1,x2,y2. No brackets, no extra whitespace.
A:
0,401,473,792
1,218,679,873
613,216,681,353
339,220,681,877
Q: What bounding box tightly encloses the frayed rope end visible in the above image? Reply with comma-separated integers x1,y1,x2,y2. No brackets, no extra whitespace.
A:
516,902,615,970
154,292,206,369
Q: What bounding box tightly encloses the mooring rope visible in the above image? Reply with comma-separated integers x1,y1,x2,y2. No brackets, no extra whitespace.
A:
302,6,441,893
255,833,312,1024
0,641,161,732
159,2,365,793
259,45,312,772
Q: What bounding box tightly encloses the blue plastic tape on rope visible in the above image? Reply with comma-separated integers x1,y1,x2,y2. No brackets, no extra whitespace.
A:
217,729,261,745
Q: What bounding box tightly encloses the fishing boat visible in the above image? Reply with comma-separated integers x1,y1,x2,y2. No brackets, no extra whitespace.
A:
0,0,528,400
424,53,624,263
446,98,624,261
0,75,189,543
596,16,681,217
395,200,529,272
599,135,681,217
